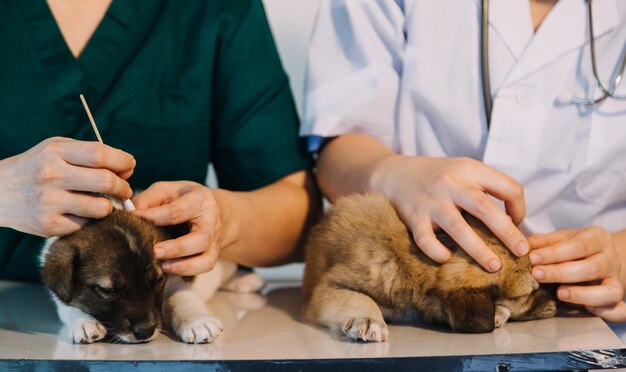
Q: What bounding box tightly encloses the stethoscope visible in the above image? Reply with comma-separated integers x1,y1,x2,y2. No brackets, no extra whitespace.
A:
480,0,626,126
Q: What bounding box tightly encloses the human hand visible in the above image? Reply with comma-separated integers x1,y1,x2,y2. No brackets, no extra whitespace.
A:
372,156,528,272
132,181,223,276
0,137,135,236
529,227,626,322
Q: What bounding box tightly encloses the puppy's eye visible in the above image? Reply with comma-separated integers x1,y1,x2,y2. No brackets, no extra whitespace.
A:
92,285,116,296
151,277,164,287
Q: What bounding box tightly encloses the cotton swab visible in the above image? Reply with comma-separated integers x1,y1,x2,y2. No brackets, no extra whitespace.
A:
79,94,136,211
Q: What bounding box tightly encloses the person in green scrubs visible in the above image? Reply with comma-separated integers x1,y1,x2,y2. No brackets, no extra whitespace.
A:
0,0,319,281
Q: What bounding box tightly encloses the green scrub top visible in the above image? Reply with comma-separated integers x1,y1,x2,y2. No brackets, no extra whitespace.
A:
0,0,311,281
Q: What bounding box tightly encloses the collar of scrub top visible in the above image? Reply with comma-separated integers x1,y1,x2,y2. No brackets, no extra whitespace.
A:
481,0,626,128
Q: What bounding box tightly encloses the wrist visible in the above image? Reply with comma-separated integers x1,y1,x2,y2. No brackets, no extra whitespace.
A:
368,153,408,197
0,157,16,229
211,188,241,252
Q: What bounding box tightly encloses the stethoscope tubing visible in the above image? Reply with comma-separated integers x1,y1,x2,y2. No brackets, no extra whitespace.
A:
480,0,626,117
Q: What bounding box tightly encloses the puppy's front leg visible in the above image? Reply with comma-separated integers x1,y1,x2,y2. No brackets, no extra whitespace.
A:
494,304,511,328
164,276,223,344
53,296,106,344
305,280,388,342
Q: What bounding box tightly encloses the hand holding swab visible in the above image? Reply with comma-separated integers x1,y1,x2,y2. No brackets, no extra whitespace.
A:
79,94,136,211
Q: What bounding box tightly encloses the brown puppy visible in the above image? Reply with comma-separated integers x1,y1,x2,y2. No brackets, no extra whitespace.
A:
41,209,266,344
302,193,556,341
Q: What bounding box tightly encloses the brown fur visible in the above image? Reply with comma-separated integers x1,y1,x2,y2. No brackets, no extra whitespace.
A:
302,193,556,340
41,210,170,342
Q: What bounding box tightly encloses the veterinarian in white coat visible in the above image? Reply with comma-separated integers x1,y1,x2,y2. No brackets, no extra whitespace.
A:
303,0,626,321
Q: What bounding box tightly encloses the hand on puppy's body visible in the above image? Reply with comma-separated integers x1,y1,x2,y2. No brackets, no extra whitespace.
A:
529,227,626,322
0,137,135,236
366,155,529,272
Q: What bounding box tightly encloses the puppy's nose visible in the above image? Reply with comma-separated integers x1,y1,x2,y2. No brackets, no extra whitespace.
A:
132,324,157,340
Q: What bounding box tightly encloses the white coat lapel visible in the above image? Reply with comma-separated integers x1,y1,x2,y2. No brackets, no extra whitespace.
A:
486,0,533,59
505,0,619,85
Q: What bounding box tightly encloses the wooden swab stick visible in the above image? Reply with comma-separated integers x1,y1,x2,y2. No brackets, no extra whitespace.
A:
79,94,103,144
79,94,136,211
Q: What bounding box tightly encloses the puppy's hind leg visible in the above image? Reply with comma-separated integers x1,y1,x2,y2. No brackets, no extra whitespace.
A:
164,276,223,344
221,270,266,293
306,280,389,342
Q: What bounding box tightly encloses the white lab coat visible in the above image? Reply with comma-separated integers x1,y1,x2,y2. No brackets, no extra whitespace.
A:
302,0,626,235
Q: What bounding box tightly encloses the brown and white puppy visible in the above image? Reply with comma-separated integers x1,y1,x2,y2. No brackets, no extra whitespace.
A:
302,193,557,341
40,209,266,344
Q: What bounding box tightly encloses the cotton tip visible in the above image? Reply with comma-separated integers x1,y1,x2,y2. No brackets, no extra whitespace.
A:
123,199,136,211
557,92,572,105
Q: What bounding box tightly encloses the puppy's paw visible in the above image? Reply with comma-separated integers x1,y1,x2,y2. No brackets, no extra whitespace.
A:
494,305,511,328
176,315,223,344
222,272,266,293
343,317,388,342
70,318,107,344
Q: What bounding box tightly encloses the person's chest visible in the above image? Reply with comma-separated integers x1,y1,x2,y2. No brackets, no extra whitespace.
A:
0,0,223,188
46,0,112,59
399,0,625,170
399,0,626,231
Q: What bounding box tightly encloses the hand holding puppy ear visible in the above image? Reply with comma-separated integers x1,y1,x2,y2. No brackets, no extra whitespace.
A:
529,227,626,322
132,181,226,276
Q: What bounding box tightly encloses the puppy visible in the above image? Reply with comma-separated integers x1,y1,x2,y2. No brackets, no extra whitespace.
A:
40,209,266,344
302,193,557,341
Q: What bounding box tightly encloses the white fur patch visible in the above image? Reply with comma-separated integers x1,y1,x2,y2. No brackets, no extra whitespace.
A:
112,225,140,255
53,295,107,344
39,236,58,267
495,305,512,328
165,276,223,344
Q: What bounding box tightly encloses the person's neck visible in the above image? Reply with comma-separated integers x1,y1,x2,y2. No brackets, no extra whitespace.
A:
529,0,559,32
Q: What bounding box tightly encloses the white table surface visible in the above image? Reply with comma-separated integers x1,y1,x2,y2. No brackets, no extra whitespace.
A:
0,279,624,369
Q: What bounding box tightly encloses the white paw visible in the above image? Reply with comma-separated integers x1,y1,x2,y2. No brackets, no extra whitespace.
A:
494,305,511,328
222,272,266,293
343,317,388,342
70,318,107,344
176,315,223,344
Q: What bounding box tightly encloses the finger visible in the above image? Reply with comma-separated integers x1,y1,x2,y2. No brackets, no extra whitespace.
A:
474,167,526,225
154,230,215,260
59,141,135,174
557,278,624,307
410,217,452,264
62,167,132,200
532,254,608,283
38,214,88,237
528,232,602,266
528,230,577,250
587,301,626,323
60,214,89,232
116,168,134,181
66,142,135,171
454,190,528,256
433,207,501,272
62,192,113,219
132,181,188,209
134,191,202,226
161,242,220,276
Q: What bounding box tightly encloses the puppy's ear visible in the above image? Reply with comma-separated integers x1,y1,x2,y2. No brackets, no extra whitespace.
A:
440,285,501,333
41,240,78,303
